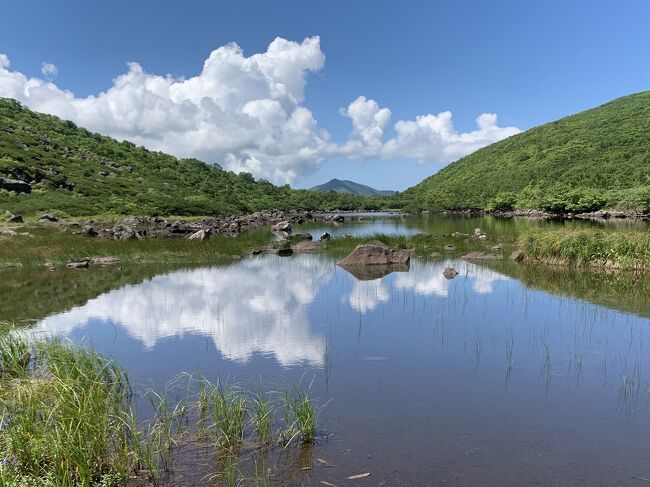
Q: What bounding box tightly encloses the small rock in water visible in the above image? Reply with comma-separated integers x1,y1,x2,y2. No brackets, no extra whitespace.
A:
271,247,294,257
272,221,292,233
320,232,331,241
443,267,459,279
510,249,525,261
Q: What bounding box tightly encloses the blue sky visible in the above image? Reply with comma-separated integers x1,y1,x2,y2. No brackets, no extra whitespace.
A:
1,0,649,190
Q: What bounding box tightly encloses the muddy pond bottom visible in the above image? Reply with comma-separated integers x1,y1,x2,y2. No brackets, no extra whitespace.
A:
30,253,650,486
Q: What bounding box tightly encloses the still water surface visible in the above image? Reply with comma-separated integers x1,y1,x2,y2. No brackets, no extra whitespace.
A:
14,215,650,485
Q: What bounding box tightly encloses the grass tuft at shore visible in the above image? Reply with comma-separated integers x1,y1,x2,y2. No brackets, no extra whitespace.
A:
0,330,322,486
518,228,650,269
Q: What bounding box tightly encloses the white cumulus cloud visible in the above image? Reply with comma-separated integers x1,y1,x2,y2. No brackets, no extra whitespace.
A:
0,37,520,183
334,96,520,163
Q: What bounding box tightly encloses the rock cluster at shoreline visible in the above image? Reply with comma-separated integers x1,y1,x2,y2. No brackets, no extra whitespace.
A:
59,212,318,240
441,208,648,220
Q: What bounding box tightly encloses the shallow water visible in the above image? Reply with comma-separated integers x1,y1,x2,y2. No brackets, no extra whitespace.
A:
300,211,648,238
5,215,650,485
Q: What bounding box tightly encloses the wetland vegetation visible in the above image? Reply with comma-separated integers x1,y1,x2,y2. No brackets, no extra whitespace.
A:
0,332,320,486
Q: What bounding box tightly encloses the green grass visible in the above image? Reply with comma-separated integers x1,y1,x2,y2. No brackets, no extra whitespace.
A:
207,383,248,449
398,90,650,213
281,388,318,446
0,336,136,486
518,228,650,269
251,389,273,445
0,226,274,269
0,332,323,486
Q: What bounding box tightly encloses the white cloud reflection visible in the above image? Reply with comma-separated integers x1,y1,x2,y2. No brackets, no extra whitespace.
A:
37,255,335,367
36,255,510,364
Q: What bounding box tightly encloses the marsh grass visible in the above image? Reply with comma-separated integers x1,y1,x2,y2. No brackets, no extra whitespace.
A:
251,388,273,445
0,226,274,269
206,382,248,449
0,332,31,379
518,228,650,269
0,336,136,485
0,335,323,486
281,388,319,446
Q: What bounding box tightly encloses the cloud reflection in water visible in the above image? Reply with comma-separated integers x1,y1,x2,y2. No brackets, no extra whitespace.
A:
36,255,510,366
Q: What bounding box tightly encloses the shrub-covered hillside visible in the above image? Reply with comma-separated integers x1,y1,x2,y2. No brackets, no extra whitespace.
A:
0,98,385,217
399,91,650,214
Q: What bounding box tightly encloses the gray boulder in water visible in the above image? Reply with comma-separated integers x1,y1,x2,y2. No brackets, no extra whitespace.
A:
272,221,292,233
339,241,410,267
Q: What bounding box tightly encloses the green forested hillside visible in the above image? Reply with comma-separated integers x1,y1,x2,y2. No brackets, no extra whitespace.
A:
399,91,650,214
310,178,396,196
0,98,384,217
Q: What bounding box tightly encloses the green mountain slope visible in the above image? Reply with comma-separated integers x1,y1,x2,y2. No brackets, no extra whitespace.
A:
400,91,650,213
310,178,396,197
0,98,383,217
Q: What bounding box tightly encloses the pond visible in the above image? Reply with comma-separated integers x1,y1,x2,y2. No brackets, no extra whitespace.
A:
300,211,648,238
4,215,650,486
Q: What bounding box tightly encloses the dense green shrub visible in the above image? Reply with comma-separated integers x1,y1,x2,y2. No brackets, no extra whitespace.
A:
486,192,517,211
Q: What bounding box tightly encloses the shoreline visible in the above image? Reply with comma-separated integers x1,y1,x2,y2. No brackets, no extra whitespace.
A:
432,208,650,221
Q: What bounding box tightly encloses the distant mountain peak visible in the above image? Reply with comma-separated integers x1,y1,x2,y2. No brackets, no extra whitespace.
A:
310,178,396,197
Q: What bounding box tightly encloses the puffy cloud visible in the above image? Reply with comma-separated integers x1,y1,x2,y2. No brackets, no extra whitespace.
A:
337,96,392,158
0,38,520,183
335,97,521,163
40,62,58,78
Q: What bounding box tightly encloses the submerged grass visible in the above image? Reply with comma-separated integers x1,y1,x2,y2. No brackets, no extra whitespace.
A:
281,388,318,446
518,228,650,269
0,332,322,486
